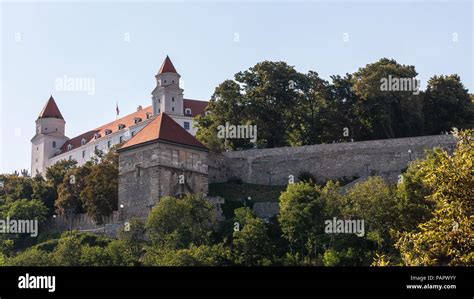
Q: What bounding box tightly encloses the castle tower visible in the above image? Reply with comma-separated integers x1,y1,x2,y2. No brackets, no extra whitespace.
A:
151,56,184,116
31,96,68,176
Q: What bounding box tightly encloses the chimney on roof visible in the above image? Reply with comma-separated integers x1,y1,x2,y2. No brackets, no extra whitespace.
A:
137,105,142,111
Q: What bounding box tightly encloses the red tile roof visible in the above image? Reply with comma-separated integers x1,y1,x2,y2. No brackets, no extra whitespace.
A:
184,99,208,117
38,96,64,119
58,99,208,155
120,112,207,150
158,56,177,74
59,106,153,153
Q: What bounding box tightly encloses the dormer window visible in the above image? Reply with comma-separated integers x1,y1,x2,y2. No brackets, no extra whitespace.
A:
134,117,142,124
94,133,101,139
118,124,125,130
185,108,192,116
81,138,87,145
105,129,112,135
67,144,73,151
146,112,152,119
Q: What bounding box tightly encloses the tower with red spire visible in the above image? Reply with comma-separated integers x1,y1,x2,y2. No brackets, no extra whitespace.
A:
151,56,184,116
31,96,69,175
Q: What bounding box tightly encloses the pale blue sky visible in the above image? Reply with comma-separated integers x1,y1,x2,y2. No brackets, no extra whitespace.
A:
1,0,472,173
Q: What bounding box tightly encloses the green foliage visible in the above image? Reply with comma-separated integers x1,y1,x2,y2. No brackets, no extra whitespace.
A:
45,159,77,199
322,249,340,266
396,129,473,265
31,176,56,215
0,198,48,223
5,247,54,266
278,183,325,264
81,150,118,223
143,244,231,266
146,194,217,249
342,177,399,252
56,165,92,215
423,75,473,134
196,58,473,150
232,208,273,265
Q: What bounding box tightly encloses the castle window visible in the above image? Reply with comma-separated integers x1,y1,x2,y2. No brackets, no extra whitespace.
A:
184,121,190,130
185,108,192,116
107,140,112,149
192,153,199,170
134,117,142,124
68,155,72,160
131,131,135,137
172,107,175,112
172,80,175,84
158,108,160,113
105,129,112,135
45,128,47,131
52,141,56,148
172,97,175,102
135,164,141,177
94,145,99,153
82,150,86,158
118,124,125,130
171,149,179,167
164,80,166,83
67,144,73,151
81,138,87,145
119,136,123,143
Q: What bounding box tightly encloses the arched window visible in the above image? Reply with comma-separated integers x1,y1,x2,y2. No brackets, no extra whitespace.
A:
81,138,87,145
185,108,192,116
105,129,112,135
67,144,73,151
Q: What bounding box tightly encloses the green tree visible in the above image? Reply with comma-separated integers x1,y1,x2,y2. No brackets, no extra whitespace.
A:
423,75,473,134
396,130,473,265
143,244,231,266
56,163,92,215
5,247,54,266
351,58,424,139
81,150,118,223
278,183,325,264
342,177,399,252
31,176,56,215
232,208,273,265
45,159,77,197
53,235,83,266
146,194,217,249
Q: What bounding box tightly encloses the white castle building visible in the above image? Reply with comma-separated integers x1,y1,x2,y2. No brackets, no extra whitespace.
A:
31,56,208,176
